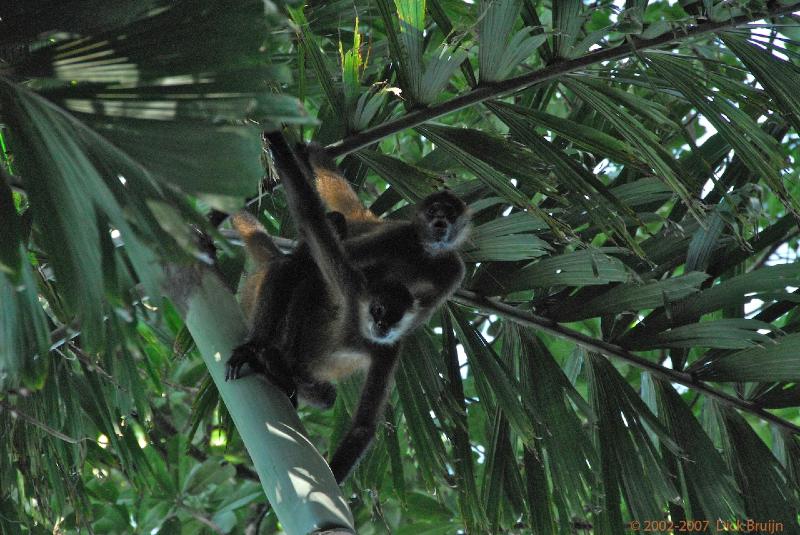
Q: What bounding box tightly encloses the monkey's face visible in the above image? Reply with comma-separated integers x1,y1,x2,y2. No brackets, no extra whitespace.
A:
360,281,418,345
416,191,470,252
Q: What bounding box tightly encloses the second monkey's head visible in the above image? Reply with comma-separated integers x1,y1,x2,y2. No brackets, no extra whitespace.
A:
415,190,470,253
359,279,419,345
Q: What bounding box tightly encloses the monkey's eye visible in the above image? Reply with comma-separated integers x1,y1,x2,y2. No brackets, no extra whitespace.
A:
426,207,437,217
370,303,386,319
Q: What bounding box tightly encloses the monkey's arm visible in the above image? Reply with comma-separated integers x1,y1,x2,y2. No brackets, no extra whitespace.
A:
328,346,399,483
231,211,283,266
226,211,292,382
409,258,465,330
264,132,357,303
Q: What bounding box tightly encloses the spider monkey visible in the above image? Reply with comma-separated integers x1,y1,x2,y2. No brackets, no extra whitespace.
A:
307,145,471,482
228,138,470,482
228,132,420,482
307,144,471,332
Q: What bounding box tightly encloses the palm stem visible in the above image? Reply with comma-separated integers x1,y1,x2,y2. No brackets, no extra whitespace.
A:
162,266,356,534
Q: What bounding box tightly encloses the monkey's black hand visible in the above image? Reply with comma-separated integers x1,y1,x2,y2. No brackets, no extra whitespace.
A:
326,211,348,239
226,341,298,406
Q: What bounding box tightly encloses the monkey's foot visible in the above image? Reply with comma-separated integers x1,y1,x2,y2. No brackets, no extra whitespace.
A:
225,340,263,381
298,381,337,410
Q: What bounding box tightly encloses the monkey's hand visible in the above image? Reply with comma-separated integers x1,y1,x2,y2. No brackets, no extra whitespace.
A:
225,341,298,406
326,211,348,240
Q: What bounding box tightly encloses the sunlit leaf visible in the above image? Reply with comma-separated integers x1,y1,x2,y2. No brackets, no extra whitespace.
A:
552,272,708,322
647,319,777,350
478,0,545,83
647,53,799,218
475,248,629,295
723,33,800,132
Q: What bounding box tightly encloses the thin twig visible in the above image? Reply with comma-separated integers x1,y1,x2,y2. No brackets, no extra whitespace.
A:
326,3,800,157
452,289,800,434
245,504,270,535
64,343,122,388
0,399,82,444
751,232,799,271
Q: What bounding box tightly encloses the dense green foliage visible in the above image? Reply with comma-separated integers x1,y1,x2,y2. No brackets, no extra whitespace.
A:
3,0,800,533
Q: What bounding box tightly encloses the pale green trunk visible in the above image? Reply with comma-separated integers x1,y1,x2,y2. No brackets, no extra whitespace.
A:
166,266,354,534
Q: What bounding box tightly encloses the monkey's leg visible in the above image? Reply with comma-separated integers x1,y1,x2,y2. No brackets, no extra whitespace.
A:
326,211,347,240
328,348,399,483
227,255,296,377
296,380,337,409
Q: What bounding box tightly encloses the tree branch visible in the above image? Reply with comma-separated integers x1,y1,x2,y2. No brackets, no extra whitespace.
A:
326,2,800,158
452,289,800,435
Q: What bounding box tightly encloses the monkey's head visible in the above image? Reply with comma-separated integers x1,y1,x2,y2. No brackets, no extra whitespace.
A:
415,190,470,253
360,280,418,345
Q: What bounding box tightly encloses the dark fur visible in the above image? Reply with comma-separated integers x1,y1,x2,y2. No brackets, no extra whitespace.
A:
310,146,470,482
225,211,349,407
344,202,468,332
307,143,470,332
